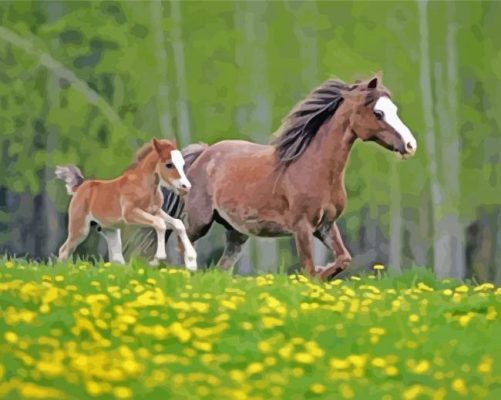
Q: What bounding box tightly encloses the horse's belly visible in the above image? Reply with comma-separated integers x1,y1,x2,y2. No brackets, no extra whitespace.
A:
216,207,290,237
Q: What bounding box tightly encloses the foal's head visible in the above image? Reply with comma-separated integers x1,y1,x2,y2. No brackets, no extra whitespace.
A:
345,76,417,158
152,138,192,195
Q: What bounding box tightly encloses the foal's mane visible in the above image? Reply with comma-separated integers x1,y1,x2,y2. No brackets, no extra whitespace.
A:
272,79,353,167
127,142,155,171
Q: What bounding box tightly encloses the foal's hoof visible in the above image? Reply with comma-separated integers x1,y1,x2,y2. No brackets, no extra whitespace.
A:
185,259,198,272
150,258,166,267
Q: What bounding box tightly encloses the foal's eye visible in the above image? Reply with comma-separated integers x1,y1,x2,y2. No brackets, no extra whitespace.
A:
165,162,174,169
374,110,384,120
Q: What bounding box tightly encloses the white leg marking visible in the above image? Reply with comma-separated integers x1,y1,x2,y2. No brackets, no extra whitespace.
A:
100,229,126,264
158,210,197,271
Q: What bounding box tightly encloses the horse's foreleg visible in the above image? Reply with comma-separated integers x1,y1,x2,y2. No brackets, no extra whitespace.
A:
123,208,167,264
217,229,249,271
99,228,126,264
293,221,316,276
157,209,197,271
314,222,352,279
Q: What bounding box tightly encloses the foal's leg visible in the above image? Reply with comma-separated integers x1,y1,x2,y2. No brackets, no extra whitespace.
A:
217,229,249,271
157,209,197,271
58,212,90,262
123,208,167,264
314,222,352,279
99,228,126,264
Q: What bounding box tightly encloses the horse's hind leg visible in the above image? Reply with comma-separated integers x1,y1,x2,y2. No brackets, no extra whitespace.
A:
217,229,249,271
58,211,90,262
99,228,126,264
314,222,352,279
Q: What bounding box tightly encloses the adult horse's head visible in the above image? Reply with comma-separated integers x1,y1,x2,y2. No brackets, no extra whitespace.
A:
346,76,417,158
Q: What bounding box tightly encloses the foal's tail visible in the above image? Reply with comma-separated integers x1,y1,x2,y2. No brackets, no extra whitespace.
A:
55,165,85,195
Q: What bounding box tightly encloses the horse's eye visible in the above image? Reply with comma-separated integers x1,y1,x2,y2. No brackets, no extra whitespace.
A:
165,162,174,169
374,110,384,120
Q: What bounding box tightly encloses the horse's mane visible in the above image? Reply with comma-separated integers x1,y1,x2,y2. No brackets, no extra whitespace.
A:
272,79,351,168
127,142,155,171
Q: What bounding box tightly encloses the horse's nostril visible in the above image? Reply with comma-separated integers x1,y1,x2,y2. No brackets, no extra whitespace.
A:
406,142,414,151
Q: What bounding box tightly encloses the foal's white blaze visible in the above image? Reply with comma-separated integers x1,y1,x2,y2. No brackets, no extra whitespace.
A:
170,150,192,191
374,96,417,155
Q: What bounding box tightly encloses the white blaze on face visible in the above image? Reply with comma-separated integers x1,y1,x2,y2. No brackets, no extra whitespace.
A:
170,150,192,191
374,96,417,155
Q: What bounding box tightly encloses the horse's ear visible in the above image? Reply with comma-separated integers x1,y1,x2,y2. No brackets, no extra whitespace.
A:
152,138,162,155
367,76,379,89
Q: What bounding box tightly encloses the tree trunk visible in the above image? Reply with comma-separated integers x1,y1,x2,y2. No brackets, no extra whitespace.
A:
389,163,402,272
43,0,64,259
150,0,174,140
494,210,501,285
170,0,191,147
417,0,448,278
429,2,465,279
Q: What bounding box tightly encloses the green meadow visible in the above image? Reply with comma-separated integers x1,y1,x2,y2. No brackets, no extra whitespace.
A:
0,259,499,399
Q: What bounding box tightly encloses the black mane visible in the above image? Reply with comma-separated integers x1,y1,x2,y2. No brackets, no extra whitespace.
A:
272,79,349,167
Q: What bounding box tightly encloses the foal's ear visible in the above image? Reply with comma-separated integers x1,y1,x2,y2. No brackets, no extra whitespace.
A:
367,76,379,89
152,138,163,155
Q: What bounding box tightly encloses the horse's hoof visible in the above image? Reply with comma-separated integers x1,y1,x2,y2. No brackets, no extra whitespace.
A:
185,261,198,272
319,265,344,281
150,258,164,267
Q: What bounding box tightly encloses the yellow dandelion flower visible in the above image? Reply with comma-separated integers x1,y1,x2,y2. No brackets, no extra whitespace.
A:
262,316,283,329
385,366,399,376
330,358,350,369
373,264,385,270
310,383,326,394
455,285,469,293
229,369,245,383
5,331,18,344
113,386,132,399
246,362,264,375
369,327,386,336
417,282,433,292
294,352,315,364
409,314,420,323
371,357,386,368
408,360,430,374
403,385,425,400
477,357,492,374
451,378,467,395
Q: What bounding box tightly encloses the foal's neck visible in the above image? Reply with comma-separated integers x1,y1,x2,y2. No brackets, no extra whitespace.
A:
133,151,161,187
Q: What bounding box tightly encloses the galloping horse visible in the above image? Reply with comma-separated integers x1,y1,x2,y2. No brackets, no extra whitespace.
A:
139,76,416,280
55,138,197,270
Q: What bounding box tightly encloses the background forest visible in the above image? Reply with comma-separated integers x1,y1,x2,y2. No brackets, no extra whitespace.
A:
0,0,499,283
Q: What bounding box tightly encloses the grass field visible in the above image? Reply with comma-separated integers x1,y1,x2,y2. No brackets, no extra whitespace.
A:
0,259,500,400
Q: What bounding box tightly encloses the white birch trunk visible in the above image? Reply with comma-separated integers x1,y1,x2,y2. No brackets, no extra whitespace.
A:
389,162,402,272
170,0,191,147
150,0,174,139
418,0,448,278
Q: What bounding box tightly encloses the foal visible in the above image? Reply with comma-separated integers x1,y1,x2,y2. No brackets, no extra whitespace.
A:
55,138,197,270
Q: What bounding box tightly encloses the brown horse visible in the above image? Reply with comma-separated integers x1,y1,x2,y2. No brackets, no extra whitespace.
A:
55,138,197,270
146,76,416,280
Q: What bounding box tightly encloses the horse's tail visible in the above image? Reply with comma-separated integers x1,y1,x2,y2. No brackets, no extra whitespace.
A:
55,165,85,195
122,143,208,260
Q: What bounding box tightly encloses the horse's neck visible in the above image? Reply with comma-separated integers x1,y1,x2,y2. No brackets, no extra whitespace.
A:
132,152,160,187
303,116,355,186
